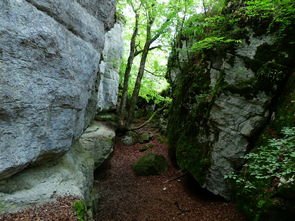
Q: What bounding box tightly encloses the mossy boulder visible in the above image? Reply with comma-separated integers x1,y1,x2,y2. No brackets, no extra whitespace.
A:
132,153,168,176
138,132,153,144
121,131,138,146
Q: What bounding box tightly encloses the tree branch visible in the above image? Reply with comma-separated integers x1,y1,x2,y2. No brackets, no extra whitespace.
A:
129,106,166,131
162,172,187,184
134,45,162,57
149,18,171,44
144,68,164,77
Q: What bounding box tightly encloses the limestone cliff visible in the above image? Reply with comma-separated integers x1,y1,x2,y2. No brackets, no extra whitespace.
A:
0,0,122,213
167,8,294,199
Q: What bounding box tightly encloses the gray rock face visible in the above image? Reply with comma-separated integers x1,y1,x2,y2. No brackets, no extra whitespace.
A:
0,0,120,180
201,35,276,198
0,121,115,214
122,135,135,146
202,36,277,198
77,0,116,30
204,92,270,198
97,23,123,111
167,29,292,199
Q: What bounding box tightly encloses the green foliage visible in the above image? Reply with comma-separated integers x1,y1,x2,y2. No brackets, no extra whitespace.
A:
243,0,295,23
192,36,241,52
156,135,165,144
132,153,168,176
256,61,286,83
127,65,172,104
178,1,243,52
180,0,295,54
225,127,295,220
118,0,197,108
72,200,87,221
137,77,171,104
241,0,295,36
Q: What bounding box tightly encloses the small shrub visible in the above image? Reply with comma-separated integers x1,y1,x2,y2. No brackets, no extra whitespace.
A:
156,135,165,144
132,153,168,176
72,200,87,221
225,127,295,220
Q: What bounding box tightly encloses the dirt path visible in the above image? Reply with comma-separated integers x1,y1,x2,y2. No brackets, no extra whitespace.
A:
94,126,245,221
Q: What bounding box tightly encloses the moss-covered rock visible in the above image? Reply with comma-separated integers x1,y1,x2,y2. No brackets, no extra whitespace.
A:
166,0,295,200
132,153,168,176
138,132,153,144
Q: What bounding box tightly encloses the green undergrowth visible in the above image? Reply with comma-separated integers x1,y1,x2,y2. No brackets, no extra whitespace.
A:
226,127,295,221
72,200,87,221
132,153,168,176
225,69,295,221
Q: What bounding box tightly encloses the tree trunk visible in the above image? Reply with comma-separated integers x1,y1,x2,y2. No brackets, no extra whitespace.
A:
126,40,151,128
118,11,139,127
125,16,171,128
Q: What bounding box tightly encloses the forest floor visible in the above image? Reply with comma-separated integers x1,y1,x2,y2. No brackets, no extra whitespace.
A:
94,122,245,221
0,121,246,221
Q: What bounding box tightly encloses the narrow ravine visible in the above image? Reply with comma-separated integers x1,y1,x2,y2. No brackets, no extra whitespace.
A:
94,123,245,221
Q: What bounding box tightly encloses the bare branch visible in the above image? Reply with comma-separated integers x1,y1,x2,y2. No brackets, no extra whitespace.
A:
144,69,164,77
149,18,171,44
134,45,162,57
129,106,166,131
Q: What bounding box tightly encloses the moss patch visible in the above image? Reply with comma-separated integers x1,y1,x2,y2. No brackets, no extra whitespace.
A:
167,57,213,184
72,200,87,221
132,153,168,176
139,144,154,152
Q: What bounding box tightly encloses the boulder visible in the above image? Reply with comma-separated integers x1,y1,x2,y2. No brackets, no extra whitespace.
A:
138,132,153,144
121,135,135,146
0,0,121,180
167,28,294,199
121,131,139,146
0,121,115,214
97,23,123,111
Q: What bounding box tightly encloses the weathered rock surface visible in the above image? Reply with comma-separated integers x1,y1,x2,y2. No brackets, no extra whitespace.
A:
167,28,294,199
0,0,121,180
204,91,270,197
97,23,123,111
0,121,115,214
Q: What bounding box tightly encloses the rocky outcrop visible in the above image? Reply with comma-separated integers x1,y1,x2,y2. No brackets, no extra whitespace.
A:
0,121,115,214
0,0,121,180
167,29,294,198
97,23,123,111
0,0,122,214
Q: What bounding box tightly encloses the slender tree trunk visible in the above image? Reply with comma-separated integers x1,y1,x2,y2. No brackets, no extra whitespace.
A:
126,41,151,128
125,16,171,128
125,20,153,128
202,0,208,16
119,11,139,127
